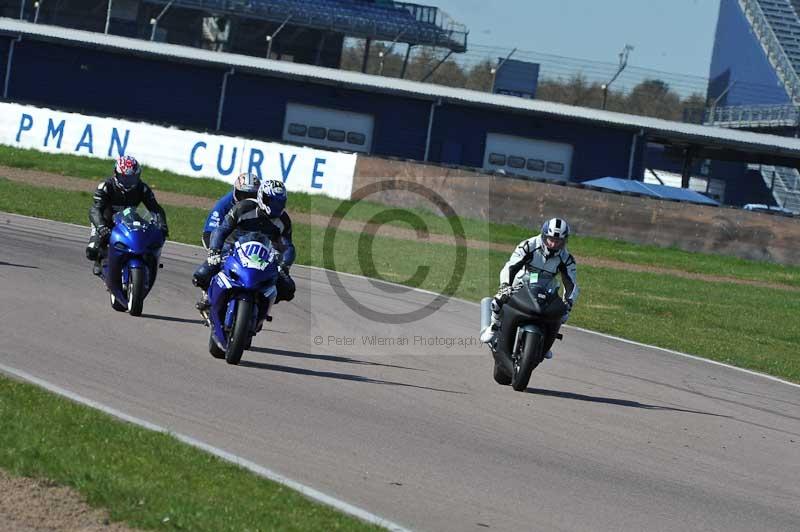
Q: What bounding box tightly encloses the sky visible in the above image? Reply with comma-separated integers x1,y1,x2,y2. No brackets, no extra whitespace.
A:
431,0,722,79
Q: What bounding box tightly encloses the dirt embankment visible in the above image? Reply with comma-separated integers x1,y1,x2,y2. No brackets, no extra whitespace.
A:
0,469,139,532
2,165,797,293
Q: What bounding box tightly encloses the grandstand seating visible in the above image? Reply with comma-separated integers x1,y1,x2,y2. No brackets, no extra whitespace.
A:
142,0,467,51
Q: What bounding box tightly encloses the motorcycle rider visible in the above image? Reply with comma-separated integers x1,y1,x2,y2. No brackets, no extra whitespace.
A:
480,217,579,360
86,155,168,276
201,172,260,249
193,178,296,313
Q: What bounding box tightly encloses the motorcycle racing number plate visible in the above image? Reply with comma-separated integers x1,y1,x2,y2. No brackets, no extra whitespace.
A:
237,241,271,271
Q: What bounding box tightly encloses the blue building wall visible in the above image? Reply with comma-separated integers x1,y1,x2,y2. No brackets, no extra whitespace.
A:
0,37,9,96
6,40,221,131
429,105,643,181
222,72,431,160
644,144,777,206
708,0,790,106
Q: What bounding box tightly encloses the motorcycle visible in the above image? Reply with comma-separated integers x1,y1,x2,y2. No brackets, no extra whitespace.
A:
100,207,165,316
207,232,279,365
481,272,567,391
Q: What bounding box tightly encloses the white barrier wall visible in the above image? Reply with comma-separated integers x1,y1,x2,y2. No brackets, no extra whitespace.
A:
0,102,357,199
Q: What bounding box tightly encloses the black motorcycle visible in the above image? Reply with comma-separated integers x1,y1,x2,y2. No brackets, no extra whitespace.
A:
481,273,567,391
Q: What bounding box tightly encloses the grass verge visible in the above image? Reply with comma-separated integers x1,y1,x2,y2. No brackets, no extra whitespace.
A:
3,144,800,288
0,374,383,531
1,177,798,383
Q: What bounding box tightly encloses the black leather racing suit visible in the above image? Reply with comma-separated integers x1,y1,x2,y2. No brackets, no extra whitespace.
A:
193,198,296,303
85,178,167,261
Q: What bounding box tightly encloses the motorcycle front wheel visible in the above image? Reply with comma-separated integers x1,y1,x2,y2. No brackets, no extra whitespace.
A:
511,331,544,392
127,267,145,316
225,299,253,365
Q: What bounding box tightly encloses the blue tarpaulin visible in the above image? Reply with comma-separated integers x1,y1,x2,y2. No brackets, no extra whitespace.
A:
583,177,720,206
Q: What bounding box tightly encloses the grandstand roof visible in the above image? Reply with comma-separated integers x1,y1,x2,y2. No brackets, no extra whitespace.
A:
4,17,800,167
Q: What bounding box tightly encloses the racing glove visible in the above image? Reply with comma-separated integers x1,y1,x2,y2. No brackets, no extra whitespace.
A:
496,282,512,304
96,225,111,242
207,249,222,266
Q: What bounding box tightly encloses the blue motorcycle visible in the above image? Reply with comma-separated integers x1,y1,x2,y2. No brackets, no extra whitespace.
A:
100,207,165,316
207,232,280,365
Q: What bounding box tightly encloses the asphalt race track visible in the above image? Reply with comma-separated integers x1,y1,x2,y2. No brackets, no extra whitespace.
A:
1,212,799,532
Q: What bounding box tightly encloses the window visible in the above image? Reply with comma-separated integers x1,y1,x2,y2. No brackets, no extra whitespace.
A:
327,129,346,142
308,126,327,139
347,132,366,145
527,159,545,171
507,155,525,169
546,161,565,175
287,123,307,137
488,153,506,165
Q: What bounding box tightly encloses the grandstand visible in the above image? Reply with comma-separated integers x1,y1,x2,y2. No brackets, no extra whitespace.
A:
2,0,466,68
709,0,800,212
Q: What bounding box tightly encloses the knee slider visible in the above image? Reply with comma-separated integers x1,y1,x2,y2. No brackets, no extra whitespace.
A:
86,246,98,261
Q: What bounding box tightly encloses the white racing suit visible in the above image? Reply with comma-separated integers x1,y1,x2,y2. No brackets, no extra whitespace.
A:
486,234,579,355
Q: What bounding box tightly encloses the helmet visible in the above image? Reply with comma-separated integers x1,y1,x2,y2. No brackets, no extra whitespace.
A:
257,179,287,217
233,172,261,202
113,155,141,192
540,217,570,256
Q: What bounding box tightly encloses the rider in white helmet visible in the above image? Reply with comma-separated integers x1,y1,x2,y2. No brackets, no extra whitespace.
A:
480,217,579,359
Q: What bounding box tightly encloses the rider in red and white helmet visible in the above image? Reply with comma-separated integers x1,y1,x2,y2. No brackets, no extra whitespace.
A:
85,155,168,275
480,217,579,359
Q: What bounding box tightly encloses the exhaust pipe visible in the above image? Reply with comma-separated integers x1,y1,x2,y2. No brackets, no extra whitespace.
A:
480,297,492,332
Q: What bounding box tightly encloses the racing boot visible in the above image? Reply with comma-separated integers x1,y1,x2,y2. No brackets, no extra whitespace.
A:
196,291,211,325
480,320,500,344
544,350,553,360
92,258,103,277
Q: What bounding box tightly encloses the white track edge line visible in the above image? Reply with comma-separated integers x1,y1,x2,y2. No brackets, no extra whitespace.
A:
0,362,413,532
565,326,800,389
4,211,798,389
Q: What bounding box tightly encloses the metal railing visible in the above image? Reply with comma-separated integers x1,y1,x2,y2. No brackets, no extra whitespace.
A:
143,0,466,51
757,164,800,212
739,0,800,103
703,103,800,127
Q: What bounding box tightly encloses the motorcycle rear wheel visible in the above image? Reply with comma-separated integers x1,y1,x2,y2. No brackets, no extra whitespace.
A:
511,331,544,392
225,299,253,365
209,334,225,359
109,292,127,312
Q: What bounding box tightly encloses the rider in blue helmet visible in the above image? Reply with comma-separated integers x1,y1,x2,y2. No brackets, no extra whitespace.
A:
201,172,261,249
480,217,579,360
193,178,296,314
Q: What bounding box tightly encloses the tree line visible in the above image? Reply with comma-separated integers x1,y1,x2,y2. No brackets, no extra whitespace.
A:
340,41,707,122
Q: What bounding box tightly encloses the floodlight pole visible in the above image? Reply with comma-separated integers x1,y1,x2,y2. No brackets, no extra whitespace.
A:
150,0,175,41
266,14,292,59
19,0,25,20
104,0,113,33
33,0,41,23
601,44,633,110
490,47,517,93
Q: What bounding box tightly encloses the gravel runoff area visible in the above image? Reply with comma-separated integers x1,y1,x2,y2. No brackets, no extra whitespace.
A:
0,469,139,532
2,165,798,293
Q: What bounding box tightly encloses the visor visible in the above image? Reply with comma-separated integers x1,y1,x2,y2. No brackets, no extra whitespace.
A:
544,236,564,250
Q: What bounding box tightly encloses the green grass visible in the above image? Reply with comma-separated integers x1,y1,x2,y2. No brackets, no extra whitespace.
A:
0,375,383,532
3,144,800,288
1,177,797,383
